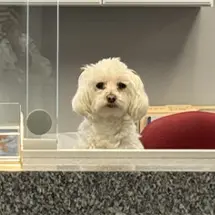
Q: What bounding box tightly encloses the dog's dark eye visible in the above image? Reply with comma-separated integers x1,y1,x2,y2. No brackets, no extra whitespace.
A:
96,82,105,90
117,82,127,90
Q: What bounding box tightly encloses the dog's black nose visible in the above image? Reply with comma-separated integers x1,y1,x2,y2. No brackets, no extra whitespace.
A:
107,94,116,103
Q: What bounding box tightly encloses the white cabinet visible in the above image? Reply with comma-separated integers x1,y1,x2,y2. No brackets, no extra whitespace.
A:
103,0,213,6
28,0,101,5
59,0,101,5
0,0,211,6
0,0,26,5
0,0,102,5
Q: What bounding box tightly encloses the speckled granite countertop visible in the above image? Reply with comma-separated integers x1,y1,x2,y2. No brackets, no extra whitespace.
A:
0,172,215,215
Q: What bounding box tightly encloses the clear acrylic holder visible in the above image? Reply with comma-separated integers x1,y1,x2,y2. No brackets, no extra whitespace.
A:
0,103,23,171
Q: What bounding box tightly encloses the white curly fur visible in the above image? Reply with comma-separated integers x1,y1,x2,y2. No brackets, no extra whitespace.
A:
72,57,149,149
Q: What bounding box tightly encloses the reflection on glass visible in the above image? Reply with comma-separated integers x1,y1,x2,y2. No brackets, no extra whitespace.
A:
0,5,27,119
27,5,57,138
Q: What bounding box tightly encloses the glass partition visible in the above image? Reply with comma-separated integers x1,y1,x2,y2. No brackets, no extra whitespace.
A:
0,5,26,169
0,5,27,120
22,6,215,153
26,3,57,139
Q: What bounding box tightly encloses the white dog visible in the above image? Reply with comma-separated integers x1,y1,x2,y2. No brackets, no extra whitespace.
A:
72,58,149,149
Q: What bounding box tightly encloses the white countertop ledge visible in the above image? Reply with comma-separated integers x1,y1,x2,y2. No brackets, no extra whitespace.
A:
22,150,215,171
23,149,215,159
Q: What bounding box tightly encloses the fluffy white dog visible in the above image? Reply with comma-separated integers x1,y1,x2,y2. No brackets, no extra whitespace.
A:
72,58,149,149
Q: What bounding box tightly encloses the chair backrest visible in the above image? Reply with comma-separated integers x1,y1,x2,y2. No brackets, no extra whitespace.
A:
140,111,215,149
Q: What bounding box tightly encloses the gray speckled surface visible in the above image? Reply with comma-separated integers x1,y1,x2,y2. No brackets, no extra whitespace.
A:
0,172,215,215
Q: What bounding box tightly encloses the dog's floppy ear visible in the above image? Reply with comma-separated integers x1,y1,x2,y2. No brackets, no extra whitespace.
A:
72,72,92,118
128,72,149,122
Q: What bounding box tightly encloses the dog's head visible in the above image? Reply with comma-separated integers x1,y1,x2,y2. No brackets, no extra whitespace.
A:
72,58,149,121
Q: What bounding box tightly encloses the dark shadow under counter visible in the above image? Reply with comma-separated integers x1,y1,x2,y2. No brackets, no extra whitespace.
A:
0,172,214,215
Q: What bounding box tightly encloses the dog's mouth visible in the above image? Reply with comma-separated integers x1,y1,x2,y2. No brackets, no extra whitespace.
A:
106,103,118,108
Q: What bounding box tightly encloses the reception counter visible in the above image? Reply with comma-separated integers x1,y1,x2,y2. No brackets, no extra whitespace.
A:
0,171,214,214
0,150,215,214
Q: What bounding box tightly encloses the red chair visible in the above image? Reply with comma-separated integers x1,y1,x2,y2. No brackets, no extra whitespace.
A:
140,111,215,149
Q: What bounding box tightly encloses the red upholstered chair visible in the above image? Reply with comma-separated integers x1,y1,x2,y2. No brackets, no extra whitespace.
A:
140,111,215,149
